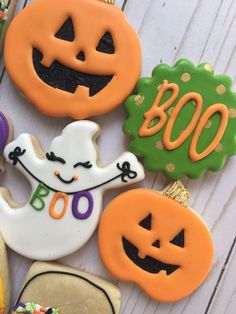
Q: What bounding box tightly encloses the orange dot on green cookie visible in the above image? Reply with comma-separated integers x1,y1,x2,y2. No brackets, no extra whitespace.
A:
229,108,236,118
216,85,226,95
167,163,175,172
204,64,214,72
181,73,191,83
135,95,144,105
205,120,212,129
214,143,223,152
168,107,174,115
156,141,164,150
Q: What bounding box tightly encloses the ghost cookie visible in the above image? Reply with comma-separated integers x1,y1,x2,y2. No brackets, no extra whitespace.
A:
0,120,144,260
0,233,10,314
124,59,236,179
0,0,16,53
98,181,214,302
4,0,141,119
0,112,12,174
14,262,120,314
12,302,60,314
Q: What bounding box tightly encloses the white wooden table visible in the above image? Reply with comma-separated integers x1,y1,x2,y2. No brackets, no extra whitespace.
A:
0,0,236,313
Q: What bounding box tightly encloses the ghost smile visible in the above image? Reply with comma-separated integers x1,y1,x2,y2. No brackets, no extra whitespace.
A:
122,237,180,275
33,48,113,96
55,173,76,184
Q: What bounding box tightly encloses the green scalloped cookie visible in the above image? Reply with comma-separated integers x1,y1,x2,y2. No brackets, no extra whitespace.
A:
123,59,236,179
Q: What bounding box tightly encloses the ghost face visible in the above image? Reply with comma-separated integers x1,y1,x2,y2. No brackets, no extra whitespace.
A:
38,126,102,193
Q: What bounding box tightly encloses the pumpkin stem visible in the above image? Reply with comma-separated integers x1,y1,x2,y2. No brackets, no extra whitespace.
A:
100,0,115,4
163,181,190,207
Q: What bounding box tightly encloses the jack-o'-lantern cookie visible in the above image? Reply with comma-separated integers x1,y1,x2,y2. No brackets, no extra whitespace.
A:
4,0,141,119
98,181,214,302
0,120,144,260
13,262,120,314
123,59,236,179
0,0,16,53
0,233,10,314
0,112,13,174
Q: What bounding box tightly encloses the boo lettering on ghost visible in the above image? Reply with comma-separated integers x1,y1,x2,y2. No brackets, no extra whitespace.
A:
30,183,94,220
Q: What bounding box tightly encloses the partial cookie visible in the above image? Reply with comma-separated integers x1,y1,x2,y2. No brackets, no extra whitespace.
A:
0,112,13,174
98,181,214,302
0,120,144,260
14,262,120,314
12,302,59,314
4,0,141,119
0,233,10,314
0,0,16,53
124,59,236,179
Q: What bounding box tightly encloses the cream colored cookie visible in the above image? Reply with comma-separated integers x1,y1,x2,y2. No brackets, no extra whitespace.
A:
15,262,121,314
0,233,10,314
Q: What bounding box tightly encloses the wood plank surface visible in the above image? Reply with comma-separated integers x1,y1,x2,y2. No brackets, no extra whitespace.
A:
0,0,236,313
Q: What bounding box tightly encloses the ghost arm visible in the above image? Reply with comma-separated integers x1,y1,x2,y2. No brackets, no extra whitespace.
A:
4,134,44,180
98,152,145,191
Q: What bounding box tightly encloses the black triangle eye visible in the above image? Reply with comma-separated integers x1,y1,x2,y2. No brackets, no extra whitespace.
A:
139,214,152,230
152,240,160,248
55,17,75,42
170,230,185,248
96,32,115,54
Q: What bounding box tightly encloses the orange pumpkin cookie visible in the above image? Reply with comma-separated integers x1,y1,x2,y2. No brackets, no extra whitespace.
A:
4,0,141,119
98,181,214,302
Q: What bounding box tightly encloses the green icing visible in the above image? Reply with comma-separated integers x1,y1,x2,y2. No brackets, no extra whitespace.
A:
30,182,50,211
123,59,236,179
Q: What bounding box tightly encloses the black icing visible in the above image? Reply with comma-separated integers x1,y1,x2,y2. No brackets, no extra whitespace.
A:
170,229,185,248
96,32,115,54
122,237,180,275
32,48,113,96
139,214,152,230
55,17,75,42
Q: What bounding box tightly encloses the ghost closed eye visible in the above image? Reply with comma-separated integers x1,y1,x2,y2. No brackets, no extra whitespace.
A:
74,161,92,169
46,152,65,164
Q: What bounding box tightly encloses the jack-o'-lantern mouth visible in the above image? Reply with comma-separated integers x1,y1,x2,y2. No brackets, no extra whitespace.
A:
122,237,180,275
32,48,113,96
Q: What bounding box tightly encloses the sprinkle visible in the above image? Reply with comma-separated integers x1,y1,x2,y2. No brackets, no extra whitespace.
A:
167,163,175,172
204,64,214,72
12,303,60,314
134,95,144,105
216,84,226,95
181,73,191,83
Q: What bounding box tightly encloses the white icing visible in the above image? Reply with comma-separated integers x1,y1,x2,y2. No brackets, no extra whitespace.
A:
0,121,145,260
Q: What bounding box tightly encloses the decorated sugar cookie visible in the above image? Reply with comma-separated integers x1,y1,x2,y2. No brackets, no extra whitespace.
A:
123,59,236,179
0,112,12,174
0,0,16,53
0,233,10,314
0,121,144,260
12,302,60,314
4,0,141,119
14,262,121,314
98,181,214,302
